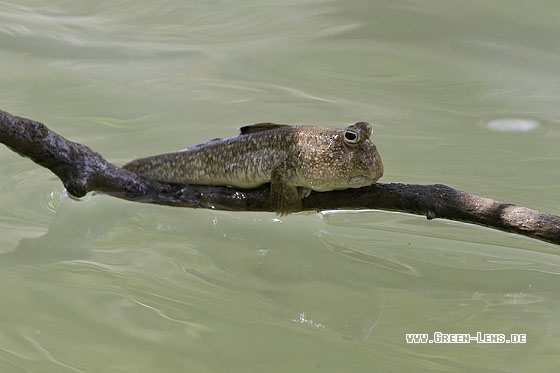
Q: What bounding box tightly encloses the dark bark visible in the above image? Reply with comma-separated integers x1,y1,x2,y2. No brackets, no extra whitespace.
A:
1,109,559,245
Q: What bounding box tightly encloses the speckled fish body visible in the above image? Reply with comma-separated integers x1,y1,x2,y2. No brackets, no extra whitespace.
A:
124,124,297,188
123,122,383,214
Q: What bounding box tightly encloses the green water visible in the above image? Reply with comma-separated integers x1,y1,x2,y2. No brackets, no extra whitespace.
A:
1,1,560,371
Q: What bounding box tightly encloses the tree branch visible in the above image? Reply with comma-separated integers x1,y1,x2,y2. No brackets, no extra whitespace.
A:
1,109,559,245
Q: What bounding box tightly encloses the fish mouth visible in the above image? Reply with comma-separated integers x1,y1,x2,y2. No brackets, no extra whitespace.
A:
348,175,375,187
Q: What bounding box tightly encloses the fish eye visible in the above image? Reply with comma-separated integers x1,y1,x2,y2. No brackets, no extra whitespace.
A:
344,130,360,144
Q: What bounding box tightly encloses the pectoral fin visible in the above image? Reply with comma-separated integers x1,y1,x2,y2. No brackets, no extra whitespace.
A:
270,162,302,216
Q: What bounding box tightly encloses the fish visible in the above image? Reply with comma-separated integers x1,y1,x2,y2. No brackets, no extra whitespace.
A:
123,122,384,215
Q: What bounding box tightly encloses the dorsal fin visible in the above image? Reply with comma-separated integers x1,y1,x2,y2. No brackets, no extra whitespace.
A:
239,123,290,135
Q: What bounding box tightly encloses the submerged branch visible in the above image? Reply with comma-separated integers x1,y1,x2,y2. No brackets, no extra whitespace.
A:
1,109,559,245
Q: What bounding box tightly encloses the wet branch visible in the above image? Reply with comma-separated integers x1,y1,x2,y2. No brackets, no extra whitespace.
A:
1,109,559,245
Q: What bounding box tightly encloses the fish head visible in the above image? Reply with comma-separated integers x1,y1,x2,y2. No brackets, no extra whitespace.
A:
295,122,384,191
340,121,384,187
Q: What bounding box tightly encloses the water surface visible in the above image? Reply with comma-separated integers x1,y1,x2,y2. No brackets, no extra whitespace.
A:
1,1,560,371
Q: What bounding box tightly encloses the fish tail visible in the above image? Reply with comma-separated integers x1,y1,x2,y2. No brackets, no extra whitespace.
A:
122,153,184,182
